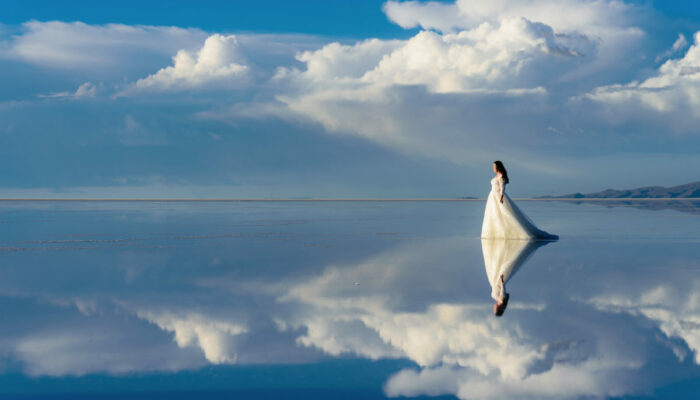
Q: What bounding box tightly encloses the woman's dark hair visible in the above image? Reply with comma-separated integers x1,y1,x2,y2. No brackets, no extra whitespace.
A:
494,160,509,184
494,293,509,317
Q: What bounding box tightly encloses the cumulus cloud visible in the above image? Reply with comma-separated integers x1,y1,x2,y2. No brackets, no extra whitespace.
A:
130,34,249,92
0,3,671,192
270,20,574,168
254,0,648,175
383,1,463,32
282,16,582,95
366,18,581,92
586,31,700,129
384,0,639,37
0,2,696,197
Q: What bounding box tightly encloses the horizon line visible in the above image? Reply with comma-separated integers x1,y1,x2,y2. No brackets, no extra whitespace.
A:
0,198,698,202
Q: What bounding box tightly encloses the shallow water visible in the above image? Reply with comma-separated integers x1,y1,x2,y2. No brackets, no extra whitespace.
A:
0,200,698,399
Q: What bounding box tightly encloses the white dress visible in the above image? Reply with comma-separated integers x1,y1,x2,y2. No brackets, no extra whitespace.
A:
481,175,558,240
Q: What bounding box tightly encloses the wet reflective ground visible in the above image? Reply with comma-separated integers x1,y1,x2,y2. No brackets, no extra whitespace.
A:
0,200,698,399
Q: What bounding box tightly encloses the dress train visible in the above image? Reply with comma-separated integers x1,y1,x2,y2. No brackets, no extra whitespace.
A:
481,175,558,240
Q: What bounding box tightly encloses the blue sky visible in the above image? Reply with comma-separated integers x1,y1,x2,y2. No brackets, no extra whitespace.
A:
2,0,422,38
2,0,700,198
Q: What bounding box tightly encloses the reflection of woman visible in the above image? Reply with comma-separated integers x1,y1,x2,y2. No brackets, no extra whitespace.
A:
481,161,558,240
482,239,549,316
493,274,509,316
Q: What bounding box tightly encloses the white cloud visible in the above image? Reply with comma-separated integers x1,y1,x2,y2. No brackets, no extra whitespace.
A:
384,0,639,37
3,20,206,69
361,19,578,93
269,18,580,168
256,0,647,173
1,2,695,197
655,33,688,62
586,31,700,129
383,1,464,32
283,17,581,96
74,82,97,98
132,34,249,92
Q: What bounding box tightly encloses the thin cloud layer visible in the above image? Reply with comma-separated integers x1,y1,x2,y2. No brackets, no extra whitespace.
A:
3,20,206,70
37,81,98,99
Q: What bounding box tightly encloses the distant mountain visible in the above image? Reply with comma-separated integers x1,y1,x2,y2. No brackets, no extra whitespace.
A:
550,181,700,199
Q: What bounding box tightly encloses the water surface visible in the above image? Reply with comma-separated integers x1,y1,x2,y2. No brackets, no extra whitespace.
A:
0,200,698,399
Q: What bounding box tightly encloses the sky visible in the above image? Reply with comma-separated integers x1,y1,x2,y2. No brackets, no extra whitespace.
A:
2,0,700,198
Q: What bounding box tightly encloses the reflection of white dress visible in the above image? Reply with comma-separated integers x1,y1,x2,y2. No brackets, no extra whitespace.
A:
482,238,545,302
481,175,557,240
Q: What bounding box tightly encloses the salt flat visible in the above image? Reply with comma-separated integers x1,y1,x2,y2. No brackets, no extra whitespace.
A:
0,200,698,399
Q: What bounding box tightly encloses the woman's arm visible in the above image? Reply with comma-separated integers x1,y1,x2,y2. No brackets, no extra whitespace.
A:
498,177,504,203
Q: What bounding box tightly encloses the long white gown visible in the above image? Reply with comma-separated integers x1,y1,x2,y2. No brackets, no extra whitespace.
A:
481,175,558,240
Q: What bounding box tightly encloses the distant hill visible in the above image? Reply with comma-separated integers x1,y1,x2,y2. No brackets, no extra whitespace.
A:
550,181,700,199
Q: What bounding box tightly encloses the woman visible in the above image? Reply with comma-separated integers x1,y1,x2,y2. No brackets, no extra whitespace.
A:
481,161,558,240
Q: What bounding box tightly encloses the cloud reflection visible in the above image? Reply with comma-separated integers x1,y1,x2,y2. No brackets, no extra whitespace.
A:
278,235,692,399
587,281,700,365
0,202,698,399
136,310,247,364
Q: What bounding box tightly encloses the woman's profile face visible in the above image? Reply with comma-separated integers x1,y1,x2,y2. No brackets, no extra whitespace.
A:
492,163,498,173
